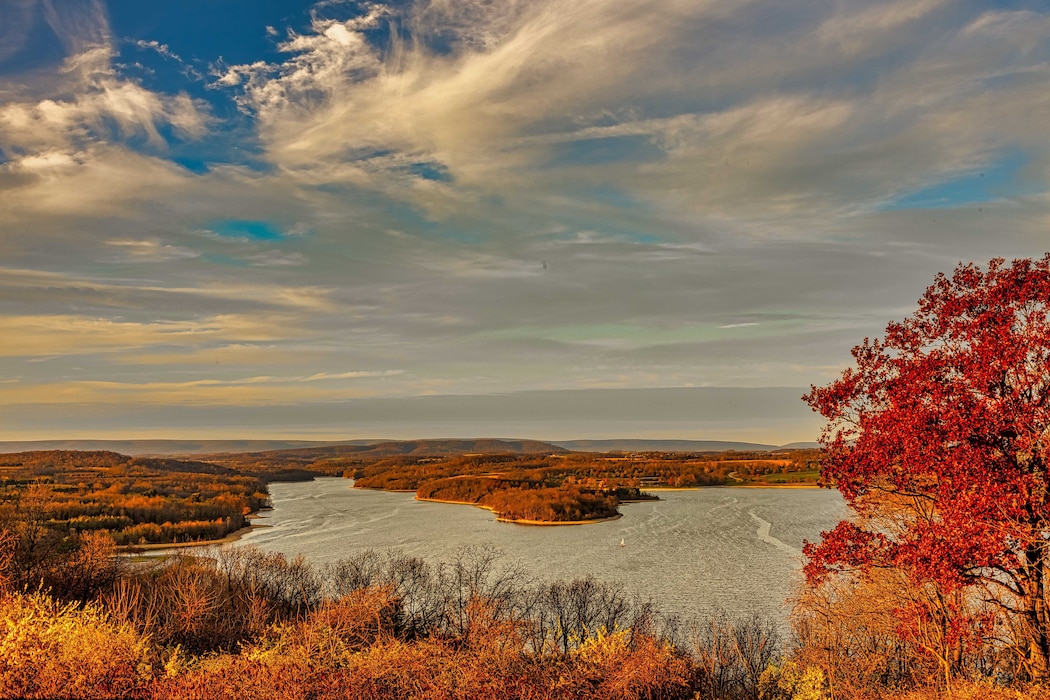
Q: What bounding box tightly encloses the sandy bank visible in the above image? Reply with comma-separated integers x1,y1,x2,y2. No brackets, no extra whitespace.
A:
495,513,623,526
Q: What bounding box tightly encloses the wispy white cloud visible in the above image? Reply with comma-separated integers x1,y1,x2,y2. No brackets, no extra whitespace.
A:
209,0,1049,229
133,39,182,62
0,377,385,406
0,314,302,357
106,239,200,262
248,250,309,266
816,0,949,53
0,40,208,154
302,370,405,381
0,0,212,227
2,0,1050,440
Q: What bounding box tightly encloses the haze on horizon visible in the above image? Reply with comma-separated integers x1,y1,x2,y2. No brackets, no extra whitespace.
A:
1,0,1049,444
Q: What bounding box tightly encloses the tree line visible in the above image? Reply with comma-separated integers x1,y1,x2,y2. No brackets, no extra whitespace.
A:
350,451,818,523
351,451,821,492
0,451,269,551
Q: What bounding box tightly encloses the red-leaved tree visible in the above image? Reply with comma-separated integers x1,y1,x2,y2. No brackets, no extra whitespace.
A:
803,255,1050,681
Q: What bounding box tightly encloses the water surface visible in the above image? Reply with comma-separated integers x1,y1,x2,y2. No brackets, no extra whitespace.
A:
236,479,847,623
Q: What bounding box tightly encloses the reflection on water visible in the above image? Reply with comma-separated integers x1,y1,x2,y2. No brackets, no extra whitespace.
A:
235,478,847,623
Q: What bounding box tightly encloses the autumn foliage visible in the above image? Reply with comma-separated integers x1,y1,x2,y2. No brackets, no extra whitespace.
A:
801,255,1050,690
354,450,818,523
351,450,820,492
417,476,620,522
0,540,788,700
0,451,267,551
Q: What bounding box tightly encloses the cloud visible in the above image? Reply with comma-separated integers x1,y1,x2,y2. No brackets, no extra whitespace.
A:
221,1,720,188
0,267,335,311
248,250,309,266
2,0,1050,441
0,387,824,444
0,54,210,153
0,0,212,228
133,39,182,62
0,314,301,357
0,369,407,408
816,0,949,54
0,377,366,406
105,239,200,263
40,0,110,56
206,0,1049,232
302,370,405,381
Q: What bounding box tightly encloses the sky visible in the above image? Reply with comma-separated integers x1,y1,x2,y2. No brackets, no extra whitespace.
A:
1,0,1049,444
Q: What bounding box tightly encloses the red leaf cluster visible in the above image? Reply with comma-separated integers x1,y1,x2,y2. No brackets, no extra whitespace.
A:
804,255,1050,592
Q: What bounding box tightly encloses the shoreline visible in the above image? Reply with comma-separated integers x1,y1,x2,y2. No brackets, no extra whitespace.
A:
496,513,622,526
728,483,819,489
642,483,819,491
415,495,480,506
645,486,701,492
416,495,622,526
118,519,268,553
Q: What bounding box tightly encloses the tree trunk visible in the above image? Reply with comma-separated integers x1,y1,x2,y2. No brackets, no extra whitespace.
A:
1022,545,1050,680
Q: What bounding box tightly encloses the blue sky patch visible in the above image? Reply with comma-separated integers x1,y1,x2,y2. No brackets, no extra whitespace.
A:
107,0,306,67
545,135,664,169
408,161,453,182
211,220,284,241
882,151,1034,210
0,8,68,77
171,157,210,174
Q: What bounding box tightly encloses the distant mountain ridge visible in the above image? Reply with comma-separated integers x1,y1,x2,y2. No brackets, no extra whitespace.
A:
0,449,236,475
0,437,813,456
207,439,569,460
0,439,381,456
550,439,782,452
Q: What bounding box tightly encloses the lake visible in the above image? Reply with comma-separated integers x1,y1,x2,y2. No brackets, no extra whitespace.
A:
230,478,848,625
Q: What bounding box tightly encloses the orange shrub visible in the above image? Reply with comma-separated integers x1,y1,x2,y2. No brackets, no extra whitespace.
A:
562,628,693,700
0,590,152,699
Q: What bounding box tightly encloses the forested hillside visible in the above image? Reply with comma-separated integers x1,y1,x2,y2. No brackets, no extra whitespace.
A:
0,451,268,550
350,450,820,523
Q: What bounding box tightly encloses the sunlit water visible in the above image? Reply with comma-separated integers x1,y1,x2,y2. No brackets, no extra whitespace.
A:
226,478,847,625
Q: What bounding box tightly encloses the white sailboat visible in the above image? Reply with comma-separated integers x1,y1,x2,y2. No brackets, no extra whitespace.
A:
620,537,625,547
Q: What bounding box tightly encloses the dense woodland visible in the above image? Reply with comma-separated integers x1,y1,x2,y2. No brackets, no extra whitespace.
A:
0,451,268,553
349,449,821,491
354,449,819,523
417,476,621,522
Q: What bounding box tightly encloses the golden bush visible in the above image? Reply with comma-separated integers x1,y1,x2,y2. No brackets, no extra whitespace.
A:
0,590,152,699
